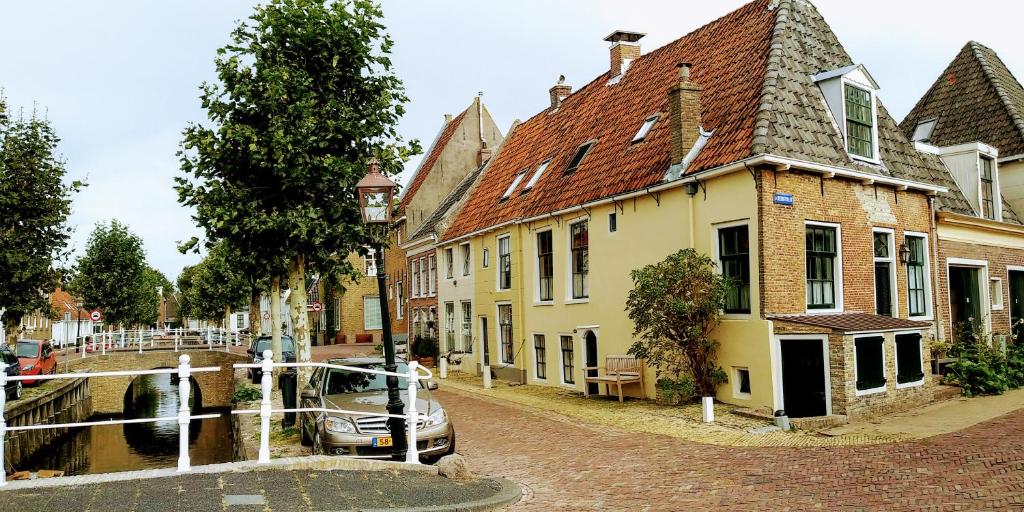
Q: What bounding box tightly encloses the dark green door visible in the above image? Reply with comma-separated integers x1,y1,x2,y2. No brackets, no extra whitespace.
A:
949,266,982,335
1010,271,1024,342
780,339,827,418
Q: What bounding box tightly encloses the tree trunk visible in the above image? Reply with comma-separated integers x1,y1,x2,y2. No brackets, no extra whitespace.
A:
271,276,283,389
288,254,312,387
249,289,262,338
224,305,231,332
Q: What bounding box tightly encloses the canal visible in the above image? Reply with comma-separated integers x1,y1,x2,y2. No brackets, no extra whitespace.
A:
22,373,235,476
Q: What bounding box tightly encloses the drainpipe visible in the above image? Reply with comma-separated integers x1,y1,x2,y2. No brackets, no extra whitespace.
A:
929,196,945,341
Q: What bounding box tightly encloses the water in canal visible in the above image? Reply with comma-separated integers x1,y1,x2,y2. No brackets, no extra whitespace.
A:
23,373,235,476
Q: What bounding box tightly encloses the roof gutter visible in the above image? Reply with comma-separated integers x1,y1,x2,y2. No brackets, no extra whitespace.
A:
439,153,947,245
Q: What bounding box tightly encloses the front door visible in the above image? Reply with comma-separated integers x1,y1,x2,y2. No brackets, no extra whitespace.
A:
1010,270,1024,342
780,338,827,418
480,317,490,367
585,331,598,395
949,266,982,336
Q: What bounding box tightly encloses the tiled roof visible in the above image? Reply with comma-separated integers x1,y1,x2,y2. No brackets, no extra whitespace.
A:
398,109,469,214
769,313,930,333
49,288,87,320
408,163,486,242
442,0,972,241
901,42,1024,159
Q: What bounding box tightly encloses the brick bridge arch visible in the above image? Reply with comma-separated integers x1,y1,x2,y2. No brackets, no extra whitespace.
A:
67,351,247,414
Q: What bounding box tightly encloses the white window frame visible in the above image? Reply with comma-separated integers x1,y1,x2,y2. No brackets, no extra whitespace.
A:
558,333,576,387
893,330,926,389
608,212,617,233
946,257,991,333
804,220,843,314
501,171,527,200
460,243,472,276
977,153,1002,222
496,234,511,292
853,334,887,397
732,366,751,400
364,251,377,277
712,219,753,319
904,231,933,320
990,277,1004,311
871,227,899,317
482,247,490,268
443,301,455,352
496,301,514,365
523,159,551,192
428,254,436,296
411,259,420,298
444,247,454,279
565,217,589,304
841,79,880,165
531,332,547,382
460,301,472,352
533,227,554,306
770,334,833,417
363,295,383,331
631,114,659,143
396,281,404,320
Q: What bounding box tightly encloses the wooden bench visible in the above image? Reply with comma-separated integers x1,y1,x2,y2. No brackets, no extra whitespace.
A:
582,355,645,402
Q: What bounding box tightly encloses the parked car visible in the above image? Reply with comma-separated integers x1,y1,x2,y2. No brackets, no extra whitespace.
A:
16,339,57,385
298,357,455,463
1,344,23,400
247,335,296,383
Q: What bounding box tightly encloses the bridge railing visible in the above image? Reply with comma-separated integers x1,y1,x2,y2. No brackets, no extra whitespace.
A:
0,355,221,486
58,327,249,359
233,351,432,465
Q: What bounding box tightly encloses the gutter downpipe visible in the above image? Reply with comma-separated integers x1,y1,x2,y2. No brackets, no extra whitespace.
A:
929,196,946,341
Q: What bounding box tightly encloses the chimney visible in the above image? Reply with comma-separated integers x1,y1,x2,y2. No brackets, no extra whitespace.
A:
604,30,645,77
444,113,453,123
477,140,492,166
668,62,702,165
549,75,571,110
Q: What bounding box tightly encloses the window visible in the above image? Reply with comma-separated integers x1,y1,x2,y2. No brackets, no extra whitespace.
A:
498,236,511,290
536,231,553,302
906,235,928,317
631,114,659,143
534,334,547,380
608,212,617,233
845,84,874,159
428,255,436,295
501,171,527,200
718,225,750,314
396,281,404,320
482,247,490,268
895,333,924,386
428,307,437,338
363,296,382,330
412,259,420,297
565,142,595,174
570,221,589,299
560,335,575,384
990,278,1004,310
854,336,886,393
461,243,471,276
911,119,936,142
873,230,896,317
805,224,838,310
387,284,393,300
237,314,245,329
364,252,377,276
334,297,341,329
733,367,751,399
980,156,995,220
461,302,472,352
523,159,551,191
498,304,513,364
444,248,454,279
444,302,455,352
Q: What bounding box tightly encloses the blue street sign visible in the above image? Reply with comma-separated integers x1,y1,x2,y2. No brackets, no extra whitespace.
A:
773,193,794,206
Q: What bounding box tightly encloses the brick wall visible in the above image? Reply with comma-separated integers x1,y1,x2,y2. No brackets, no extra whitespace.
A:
385,223,408,338
336,252,383,345
407,248,438,342
935,237,1024,338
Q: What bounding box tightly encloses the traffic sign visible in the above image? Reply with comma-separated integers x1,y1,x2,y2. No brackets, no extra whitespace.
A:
90,309,102,322
263,312,271,320
310,301,323,312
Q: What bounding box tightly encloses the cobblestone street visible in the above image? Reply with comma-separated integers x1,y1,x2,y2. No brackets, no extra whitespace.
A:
440,389,1024,510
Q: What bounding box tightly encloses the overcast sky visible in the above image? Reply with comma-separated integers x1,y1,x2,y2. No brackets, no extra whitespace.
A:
2,0,1022,282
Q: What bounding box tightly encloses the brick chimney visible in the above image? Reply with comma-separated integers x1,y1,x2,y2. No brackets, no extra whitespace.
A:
604,30,645,77
477,140,492,166
549,75,571,110
668,63,702,165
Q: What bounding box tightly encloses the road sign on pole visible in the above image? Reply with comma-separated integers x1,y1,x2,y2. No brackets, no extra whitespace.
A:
309,301,323,312
90,309,103,322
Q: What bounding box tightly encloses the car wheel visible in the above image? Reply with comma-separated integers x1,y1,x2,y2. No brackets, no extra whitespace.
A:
312,430,324,456
14,381,22,400
300,417,312,446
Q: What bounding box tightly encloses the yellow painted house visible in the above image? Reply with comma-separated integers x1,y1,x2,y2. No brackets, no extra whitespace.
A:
436,0,1019,422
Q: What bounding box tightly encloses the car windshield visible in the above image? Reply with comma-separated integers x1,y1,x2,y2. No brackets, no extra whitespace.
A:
323,363,419,394
16,342,38,359
255,336,295,354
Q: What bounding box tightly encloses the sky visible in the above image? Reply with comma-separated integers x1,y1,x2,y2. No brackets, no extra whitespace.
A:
2,0,1022,283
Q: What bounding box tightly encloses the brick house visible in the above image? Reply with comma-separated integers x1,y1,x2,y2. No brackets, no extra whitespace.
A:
435,0,999,422
900,42,1024,343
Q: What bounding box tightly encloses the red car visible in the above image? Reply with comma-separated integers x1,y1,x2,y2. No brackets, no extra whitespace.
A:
16,339,58,385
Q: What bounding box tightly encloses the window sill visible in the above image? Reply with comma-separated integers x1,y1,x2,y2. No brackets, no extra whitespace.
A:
732,392,751,400
565,298,590,305
721,313,752,321
908,313,933,322
896,379,924,390
533,301,555,307
805,307,843,315
855,385,887,397
992,305,1004,311
849,153,881,166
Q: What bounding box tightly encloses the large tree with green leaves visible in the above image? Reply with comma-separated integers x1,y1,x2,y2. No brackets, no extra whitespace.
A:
625,249,730,397
0,99,81,342
176,0,418,376
182,243,249,323
71,220,157,327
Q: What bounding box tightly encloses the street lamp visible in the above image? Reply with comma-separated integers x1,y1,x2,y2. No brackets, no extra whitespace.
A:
898,242,912,265
355,158,405,461
75,299,84,353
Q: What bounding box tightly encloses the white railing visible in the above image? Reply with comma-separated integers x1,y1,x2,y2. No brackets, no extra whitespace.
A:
0,354,221,486
233,350,431,465
57,327,247,360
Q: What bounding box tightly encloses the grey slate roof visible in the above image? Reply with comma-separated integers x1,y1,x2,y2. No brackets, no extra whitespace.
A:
408,163,486,242
752,0,980,219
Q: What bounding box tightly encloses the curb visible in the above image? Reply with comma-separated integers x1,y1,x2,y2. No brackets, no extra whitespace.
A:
359,477,523,512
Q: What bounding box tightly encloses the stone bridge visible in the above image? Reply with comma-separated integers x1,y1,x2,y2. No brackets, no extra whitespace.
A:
67,351,247,414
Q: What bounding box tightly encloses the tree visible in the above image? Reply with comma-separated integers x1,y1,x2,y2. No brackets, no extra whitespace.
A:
176,264,199,320
176,0,419,382
0,100,80,342
625,249,730,397
71,221,155,327
184,243,249,323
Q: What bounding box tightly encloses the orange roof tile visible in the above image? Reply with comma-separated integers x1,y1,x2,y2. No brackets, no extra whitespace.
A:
49,288,87,320
398,109,469,214
443,0,775,241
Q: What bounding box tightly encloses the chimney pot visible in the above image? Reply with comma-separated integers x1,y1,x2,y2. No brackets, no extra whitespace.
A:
605,30,645,77
444,113,453,123
549,76,572,110
678,62,692,81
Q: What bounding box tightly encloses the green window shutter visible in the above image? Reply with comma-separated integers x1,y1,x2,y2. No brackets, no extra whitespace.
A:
855,336,886,390
895,333,924,384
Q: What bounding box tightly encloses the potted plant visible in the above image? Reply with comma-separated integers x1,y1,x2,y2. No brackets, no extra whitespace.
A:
411,335,439,368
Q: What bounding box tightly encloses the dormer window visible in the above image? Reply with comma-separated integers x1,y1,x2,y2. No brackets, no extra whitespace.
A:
501,170,527,200
911,118,937,142
565,141,595,174
523,159,551,192
980,156,995,220
631,114,659,143
845,85,874,159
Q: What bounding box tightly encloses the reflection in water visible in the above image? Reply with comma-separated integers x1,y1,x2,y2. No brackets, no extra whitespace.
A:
24,373,234,476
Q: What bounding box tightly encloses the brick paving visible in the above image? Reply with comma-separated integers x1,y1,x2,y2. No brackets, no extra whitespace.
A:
440,390,1024,510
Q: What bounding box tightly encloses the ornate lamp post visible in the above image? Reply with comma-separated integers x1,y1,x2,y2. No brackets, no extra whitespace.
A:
75,299,84,353
355,158,405,461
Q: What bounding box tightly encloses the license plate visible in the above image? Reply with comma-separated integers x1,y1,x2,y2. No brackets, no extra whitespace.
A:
372,437,392,448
